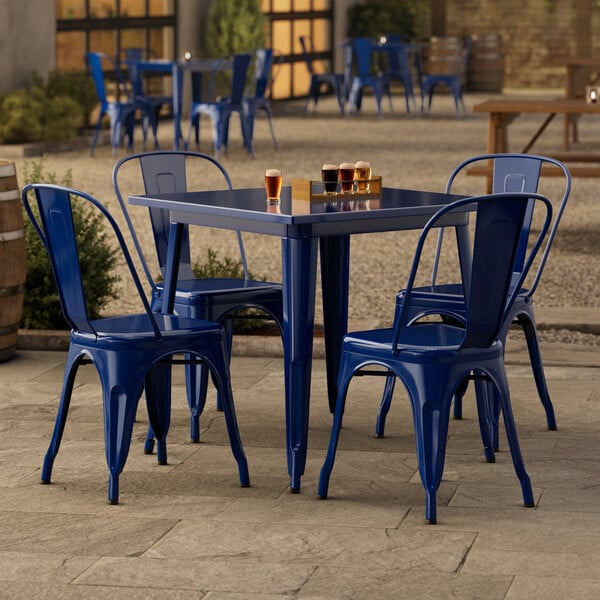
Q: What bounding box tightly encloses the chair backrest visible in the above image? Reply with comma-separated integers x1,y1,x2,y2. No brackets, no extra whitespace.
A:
21,183,160,337
439,153,571,298
229,53,252,104
112,150,248,293
396,192,553,351
299,36,315,75
253,48,274,99
352,37,375,78
86,52,130,105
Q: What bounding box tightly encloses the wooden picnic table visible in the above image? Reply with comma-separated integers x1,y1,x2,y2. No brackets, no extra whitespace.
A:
472,97,600,190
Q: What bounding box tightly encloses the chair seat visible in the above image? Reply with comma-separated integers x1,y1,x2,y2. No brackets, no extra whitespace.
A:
87,312,222,338
344,323,502,359
165,277,282,299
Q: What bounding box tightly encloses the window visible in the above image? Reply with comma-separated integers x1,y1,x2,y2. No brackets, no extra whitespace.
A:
56,0,176,70
262,0,333,100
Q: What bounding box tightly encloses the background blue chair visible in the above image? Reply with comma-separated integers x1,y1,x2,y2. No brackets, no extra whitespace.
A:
377,34,416,114
420,37,472,115
21,183,249,504
317,191,553,524
85,52,150,156
299,35,345,114
123,47,173,146
186,54,252,159
376,154,571,451
241,48,280,152
346,37,393,116
113,150,284,449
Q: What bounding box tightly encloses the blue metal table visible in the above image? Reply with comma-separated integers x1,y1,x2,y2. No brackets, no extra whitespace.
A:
129,185,469,492
125,58,231,150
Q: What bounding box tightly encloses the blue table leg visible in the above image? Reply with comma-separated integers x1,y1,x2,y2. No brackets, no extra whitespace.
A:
282,236,318,493
320,235,350,413
162,222,184,313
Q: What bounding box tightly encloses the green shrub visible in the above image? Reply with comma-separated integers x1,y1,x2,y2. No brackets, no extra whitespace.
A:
0,71,89,144
21,159,120,330
347,0,428,41
202,0,266,58
44,69,97,128
0,90,44,143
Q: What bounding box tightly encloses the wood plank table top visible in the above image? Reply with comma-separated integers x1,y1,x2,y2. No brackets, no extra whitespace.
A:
471,97,600,190
473,97,600,115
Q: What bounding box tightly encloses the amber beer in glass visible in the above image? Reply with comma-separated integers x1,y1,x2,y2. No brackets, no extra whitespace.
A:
265,168,282,201
321,163,338,194
354,160,372,193
338,162,355,193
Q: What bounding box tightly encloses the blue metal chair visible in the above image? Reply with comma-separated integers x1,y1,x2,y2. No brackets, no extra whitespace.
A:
377,34,416,114
85,52,150,156
113,150,284,449
420,37,472,115
21,183,249,505
346,37,393,117
241,48,280,152
123,47,173,146
186,54,252,159
376,154,571,451
318,191,553,524
299,36,345,115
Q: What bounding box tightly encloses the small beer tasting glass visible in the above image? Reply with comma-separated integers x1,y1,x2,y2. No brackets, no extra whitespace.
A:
338,162,355,193
354,160,371,193
321,163,339,195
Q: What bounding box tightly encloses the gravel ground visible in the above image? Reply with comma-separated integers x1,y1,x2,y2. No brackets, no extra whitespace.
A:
12,91,600,337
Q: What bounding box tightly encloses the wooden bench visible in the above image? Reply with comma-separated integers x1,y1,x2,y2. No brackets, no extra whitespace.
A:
472,97,600,190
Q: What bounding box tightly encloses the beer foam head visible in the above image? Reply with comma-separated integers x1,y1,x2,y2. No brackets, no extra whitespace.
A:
339,162,354,170
355,160,371,168
265,168,281,177
322,163,338,170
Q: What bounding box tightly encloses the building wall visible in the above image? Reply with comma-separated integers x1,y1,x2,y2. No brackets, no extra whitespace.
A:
0,0,55,93
443,0,600,90
0,1,598,95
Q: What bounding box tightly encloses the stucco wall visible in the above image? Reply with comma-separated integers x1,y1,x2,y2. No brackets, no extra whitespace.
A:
0,0,55,93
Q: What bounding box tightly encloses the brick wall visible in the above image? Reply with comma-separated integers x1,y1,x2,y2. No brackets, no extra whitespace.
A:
437,0,600,90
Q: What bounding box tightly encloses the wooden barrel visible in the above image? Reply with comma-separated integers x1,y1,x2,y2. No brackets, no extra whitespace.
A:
423,36,463,74
0,161,25,362
467,34,505,92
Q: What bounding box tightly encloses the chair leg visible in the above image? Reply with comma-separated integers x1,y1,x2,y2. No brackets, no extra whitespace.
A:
41,353,80,484
318,369,352,500
406,369,454,524
203,346,250,487
375,372,396,437
518,314,557,430
103,379,142,505
493,370,535,508
473,375,496,463
144,362,172,465
184,356,210,442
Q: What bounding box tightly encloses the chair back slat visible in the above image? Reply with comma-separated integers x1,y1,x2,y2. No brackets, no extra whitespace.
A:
113,150,246,290
396,193,553,351
441,153,571,298
229,54,251,104
462,196,530,347
139,153,195,280
253,48,274,99
22,184,161,337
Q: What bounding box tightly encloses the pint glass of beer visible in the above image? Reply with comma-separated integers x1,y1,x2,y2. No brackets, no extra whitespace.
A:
338,162,355,193
265,168,282,202
321,163,339,194
354,160,372,193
